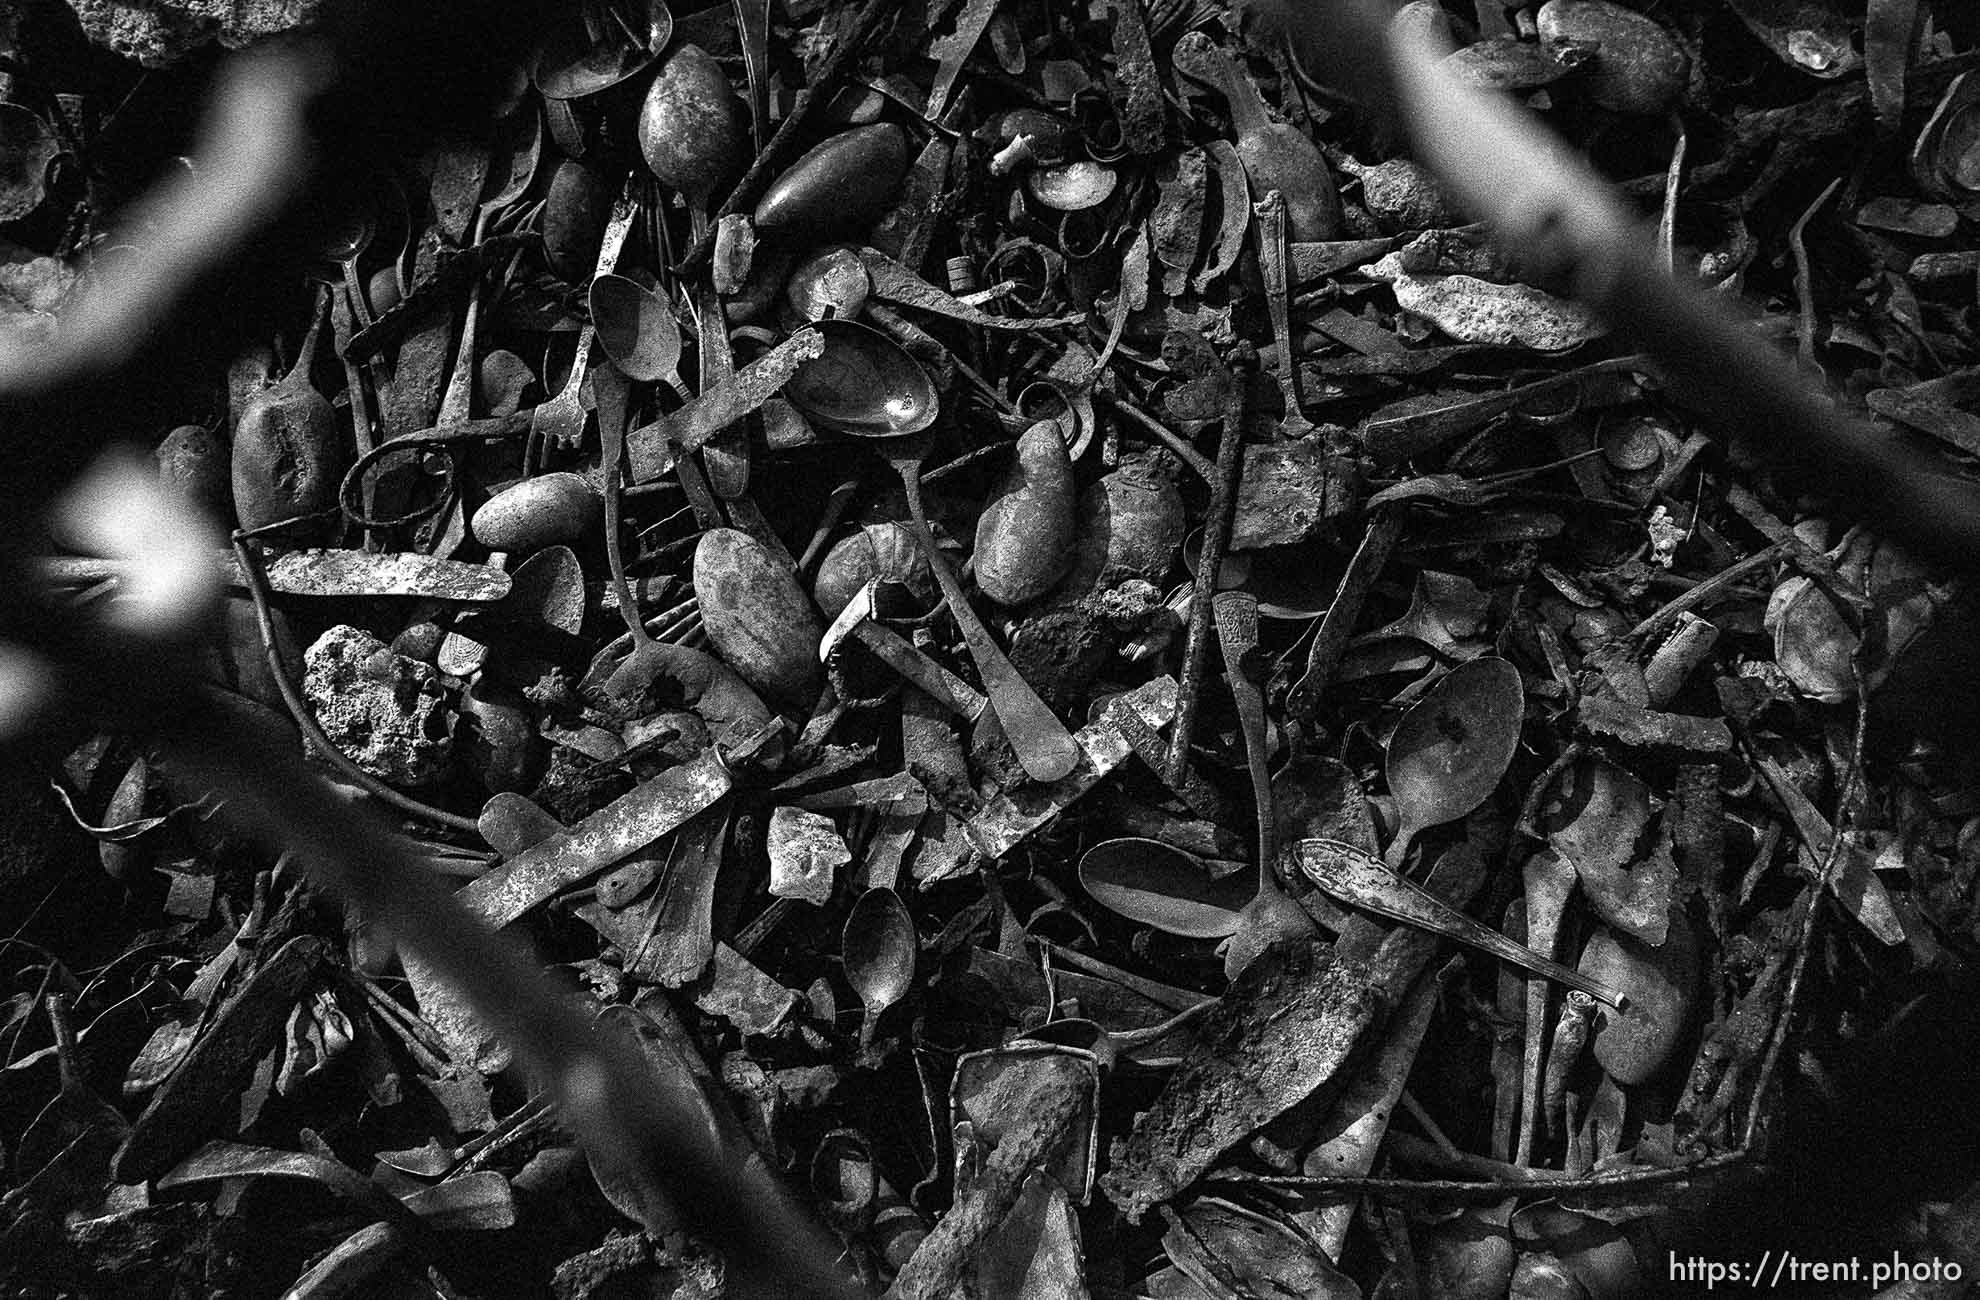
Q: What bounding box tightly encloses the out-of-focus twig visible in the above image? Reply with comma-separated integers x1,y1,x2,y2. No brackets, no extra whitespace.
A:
139,688,864,1299
0,461,865,1300
1264,0,1980,570
0,41,325,399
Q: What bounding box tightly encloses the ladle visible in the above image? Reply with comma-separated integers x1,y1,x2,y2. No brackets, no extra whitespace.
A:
842,886,915,1048
1382,655,1525,869
785,320,1081,783
591,270,688,398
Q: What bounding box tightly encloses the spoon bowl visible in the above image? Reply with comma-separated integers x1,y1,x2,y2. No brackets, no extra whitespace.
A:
485,105,545,216
785,319,940,439
1078,837,1256,940
842,887,915,1047
1382,655,1525,868
532,0,671,100
317,205,378,329
590,271,684,390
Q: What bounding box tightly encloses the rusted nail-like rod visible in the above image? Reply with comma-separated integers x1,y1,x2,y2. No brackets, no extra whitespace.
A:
1165,377,1246,787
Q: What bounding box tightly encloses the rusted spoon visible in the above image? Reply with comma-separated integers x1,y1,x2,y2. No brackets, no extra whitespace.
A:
1382,655,1525,868
786,320,1082,784
842,887,915,1048
590,270,688,398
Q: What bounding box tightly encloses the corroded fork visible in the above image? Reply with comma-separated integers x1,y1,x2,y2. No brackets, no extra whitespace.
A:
532,179,639,454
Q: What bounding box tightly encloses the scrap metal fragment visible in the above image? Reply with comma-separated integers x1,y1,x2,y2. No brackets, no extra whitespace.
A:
1194,141,1251,293
686,944,800,1036
37,549,513,603
1098,939,1380,1223
1577,693,1733,753
456,749,734,928
964,676,1176,860
1110,0,1166,154
115,935,330,1182
624,328,824,484
1151,148,1207,297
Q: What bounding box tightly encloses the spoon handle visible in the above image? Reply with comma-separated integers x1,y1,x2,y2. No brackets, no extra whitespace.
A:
1187,38,1273,144
539,190,640,452
340,257,374,332
1382,821,1416,872
695,275,750,500
1252,189,1312,436
1299,839,1630,1011
438,281,484,428
596,363,649,647
893,464,1081,784
1212,589,1275,882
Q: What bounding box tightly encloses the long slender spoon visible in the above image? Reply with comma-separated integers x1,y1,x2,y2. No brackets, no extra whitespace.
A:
598,360,654,660
731,0,772,152
1215,588,1319,978
882,431,1080,783
1022,997,1218,1070
1297,838,1629,1010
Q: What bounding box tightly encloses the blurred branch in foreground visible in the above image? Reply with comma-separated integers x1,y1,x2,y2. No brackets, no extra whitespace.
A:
1263,0,1980,572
